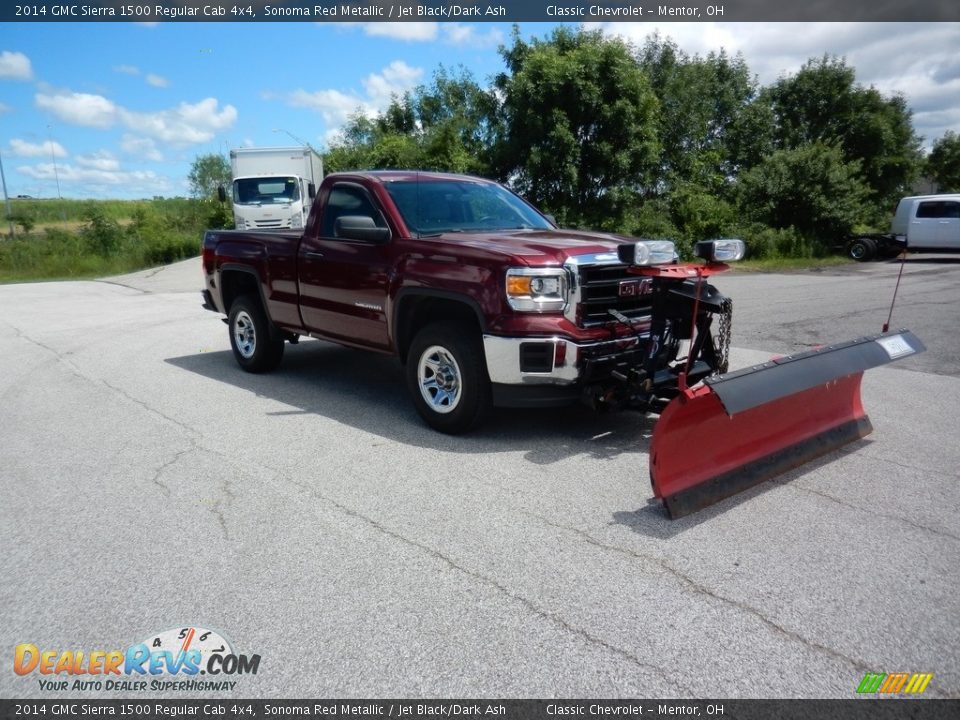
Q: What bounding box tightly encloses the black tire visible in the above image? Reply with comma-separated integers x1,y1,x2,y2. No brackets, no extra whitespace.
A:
405,321,491,434
228,294,285,373
846,237,877,262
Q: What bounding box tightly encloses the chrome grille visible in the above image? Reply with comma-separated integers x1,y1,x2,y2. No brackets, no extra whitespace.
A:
575,263,654,327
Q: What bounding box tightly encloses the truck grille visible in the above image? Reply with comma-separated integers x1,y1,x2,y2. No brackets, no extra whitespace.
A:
576,263,653,327
253,219,289,229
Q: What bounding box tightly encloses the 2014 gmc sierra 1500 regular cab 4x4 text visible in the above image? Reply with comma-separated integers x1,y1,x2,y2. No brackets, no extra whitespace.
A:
201,170,926,517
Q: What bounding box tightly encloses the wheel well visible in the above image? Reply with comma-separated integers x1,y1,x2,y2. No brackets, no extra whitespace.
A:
220,270,261,313
396,296,482,363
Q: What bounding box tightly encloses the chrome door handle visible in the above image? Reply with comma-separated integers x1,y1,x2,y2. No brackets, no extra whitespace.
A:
306,252,324,260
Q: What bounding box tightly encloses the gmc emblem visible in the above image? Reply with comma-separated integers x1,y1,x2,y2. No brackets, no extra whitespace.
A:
618,279,652,298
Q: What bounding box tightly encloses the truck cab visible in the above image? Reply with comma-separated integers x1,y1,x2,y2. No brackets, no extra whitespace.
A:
892,194,960,251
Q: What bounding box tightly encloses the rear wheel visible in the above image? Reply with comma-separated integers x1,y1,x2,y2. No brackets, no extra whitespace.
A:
406,322,491,434
228,294,285,373
846,237,877,262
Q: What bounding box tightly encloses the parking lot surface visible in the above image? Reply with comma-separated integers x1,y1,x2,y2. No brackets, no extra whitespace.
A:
1,257,958,698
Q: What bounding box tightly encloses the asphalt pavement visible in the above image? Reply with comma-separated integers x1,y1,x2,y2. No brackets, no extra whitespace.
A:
1,256,957,699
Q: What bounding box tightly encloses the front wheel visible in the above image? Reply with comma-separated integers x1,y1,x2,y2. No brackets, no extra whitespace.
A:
406,322,491,434
228,294,285,373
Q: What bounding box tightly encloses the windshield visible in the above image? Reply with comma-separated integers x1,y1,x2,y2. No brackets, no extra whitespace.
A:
383,179,554,235
233,176,300,205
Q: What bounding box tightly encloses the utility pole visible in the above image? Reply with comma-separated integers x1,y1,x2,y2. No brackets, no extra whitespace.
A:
0,149,13,237
47,125,62,200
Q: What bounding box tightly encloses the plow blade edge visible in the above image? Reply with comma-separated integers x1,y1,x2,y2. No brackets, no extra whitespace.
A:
650,330,925,519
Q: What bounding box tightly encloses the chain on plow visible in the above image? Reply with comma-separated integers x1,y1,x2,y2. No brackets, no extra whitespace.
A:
715,297,733,374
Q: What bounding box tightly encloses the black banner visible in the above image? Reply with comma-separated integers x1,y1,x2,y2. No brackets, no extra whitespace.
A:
4,1,960,23
1,700,959,720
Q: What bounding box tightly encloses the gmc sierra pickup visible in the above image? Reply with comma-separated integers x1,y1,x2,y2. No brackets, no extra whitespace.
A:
201,170,719,433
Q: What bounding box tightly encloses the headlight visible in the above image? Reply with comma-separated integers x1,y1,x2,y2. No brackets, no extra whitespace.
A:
505,268,568,312
694,238,746,263
292,213,303,229
616,240,677,266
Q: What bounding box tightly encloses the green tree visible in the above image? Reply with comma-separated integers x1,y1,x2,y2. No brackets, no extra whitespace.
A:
736,142,871,245
927,131,960,192
325,67,499,176
187,153,231,199
638,35,756,195
762,56,922,207
494,26,659,228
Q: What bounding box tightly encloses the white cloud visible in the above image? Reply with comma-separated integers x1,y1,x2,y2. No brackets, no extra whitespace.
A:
119,98,237,144
333,22,502,47
120,134,164,162
0,102,10,114
114,64,140,75
35,91,118,128
146,73,169,88
335,22,439,42
0,50,33,81
76,151,120,172
441,23,504,47
362,61,423,107
35,90,237,145
288,61,423,134
8,138,68,158
17,162,173,194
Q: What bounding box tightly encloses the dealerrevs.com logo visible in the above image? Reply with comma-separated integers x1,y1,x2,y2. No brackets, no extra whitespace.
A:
13,627,261,692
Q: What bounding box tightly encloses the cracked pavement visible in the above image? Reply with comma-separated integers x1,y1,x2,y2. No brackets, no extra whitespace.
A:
1,257,958,698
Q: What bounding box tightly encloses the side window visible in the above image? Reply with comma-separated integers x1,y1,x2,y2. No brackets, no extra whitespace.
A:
944,202,960,219
916,201,950,219
320,185,386,239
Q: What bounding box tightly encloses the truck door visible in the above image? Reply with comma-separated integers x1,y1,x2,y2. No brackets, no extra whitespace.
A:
934,200,960,249
910,200,957,249
297,182,393,350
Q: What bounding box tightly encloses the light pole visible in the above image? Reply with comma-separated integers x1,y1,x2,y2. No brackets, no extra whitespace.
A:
0,149,13,237
272,128,316,152
47,125,62,200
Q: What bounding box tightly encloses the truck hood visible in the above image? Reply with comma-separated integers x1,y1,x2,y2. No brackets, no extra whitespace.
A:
428,228,631,266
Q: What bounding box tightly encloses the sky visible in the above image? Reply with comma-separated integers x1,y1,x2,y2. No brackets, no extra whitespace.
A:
1,20,959,200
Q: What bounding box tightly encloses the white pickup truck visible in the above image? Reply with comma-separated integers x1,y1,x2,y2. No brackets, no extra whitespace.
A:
846,193,960,260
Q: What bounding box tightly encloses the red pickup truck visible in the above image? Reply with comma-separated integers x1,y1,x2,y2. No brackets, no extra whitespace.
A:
201,170,723,433
201,170,930,517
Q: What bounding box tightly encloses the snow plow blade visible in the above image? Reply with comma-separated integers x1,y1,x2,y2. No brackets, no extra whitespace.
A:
650,330,925,519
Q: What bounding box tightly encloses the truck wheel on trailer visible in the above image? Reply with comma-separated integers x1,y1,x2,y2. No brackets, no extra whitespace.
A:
406,322,491,434
228,294,285,373
846,237,877,261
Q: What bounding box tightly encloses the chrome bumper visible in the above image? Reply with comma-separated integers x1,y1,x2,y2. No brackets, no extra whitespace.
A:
482,333,646,386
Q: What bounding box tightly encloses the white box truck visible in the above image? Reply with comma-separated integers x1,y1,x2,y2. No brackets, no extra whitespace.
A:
228,147,324,231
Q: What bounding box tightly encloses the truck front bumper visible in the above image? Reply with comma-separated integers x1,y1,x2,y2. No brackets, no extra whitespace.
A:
482,333,648,408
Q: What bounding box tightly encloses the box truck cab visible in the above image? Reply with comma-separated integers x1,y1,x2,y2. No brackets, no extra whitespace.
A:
229,147,324,231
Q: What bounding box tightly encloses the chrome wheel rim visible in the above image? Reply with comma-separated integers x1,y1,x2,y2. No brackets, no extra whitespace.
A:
417,345,462,414
850,243,866,260
233,310,257,359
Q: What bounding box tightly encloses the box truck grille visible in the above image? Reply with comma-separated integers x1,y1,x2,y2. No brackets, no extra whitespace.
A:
253,219,289,229
577,264,653,327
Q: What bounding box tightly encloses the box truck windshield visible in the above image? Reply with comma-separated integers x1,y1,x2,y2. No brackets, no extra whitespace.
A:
234,177,300,205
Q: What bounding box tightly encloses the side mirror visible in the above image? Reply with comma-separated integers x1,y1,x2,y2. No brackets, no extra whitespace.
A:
308,182,316,200
334,215,391,243
217,185,227,203
545,213,557,227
